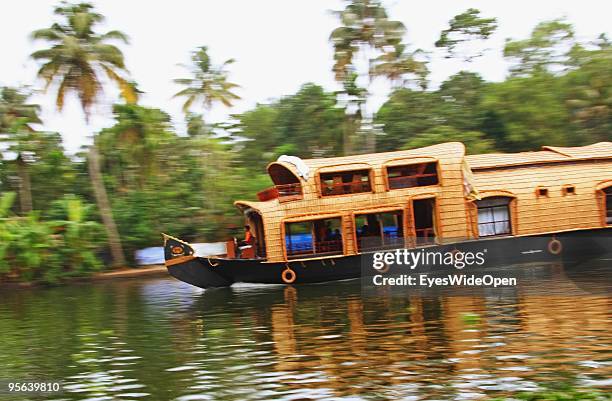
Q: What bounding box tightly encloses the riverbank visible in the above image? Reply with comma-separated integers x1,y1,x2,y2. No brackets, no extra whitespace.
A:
92,264,167,280
0,264,168,288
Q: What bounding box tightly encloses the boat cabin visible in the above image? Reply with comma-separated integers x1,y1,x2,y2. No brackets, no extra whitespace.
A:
231,142,612,263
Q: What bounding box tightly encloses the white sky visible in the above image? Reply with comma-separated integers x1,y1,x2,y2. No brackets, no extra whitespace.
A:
1,0,611,154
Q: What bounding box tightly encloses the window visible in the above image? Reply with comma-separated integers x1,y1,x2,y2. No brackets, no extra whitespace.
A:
386,162,438,190
536,187,548,197
320,169,372,196
355,211,404,252
562,185,576,195
605,187,612,225
477,197,512,237
285,218,343,259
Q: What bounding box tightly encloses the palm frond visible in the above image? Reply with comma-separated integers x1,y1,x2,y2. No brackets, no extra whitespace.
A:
100,30,129,44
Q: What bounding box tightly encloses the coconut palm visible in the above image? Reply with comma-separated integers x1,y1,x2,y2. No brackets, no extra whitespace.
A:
330,0,407,153
173,46,240,115
30,1,136,267
0,87,42,213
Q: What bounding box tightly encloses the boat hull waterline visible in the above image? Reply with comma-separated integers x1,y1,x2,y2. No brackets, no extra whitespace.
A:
165,228,611,289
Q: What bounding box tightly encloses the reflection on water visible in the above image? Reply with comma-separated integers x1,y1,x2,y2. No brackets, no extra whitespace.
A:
0,262,609,400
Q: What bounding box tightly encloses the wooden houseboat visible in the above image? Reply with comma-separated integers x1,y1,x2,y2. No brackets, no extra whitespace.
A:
163,141,612,289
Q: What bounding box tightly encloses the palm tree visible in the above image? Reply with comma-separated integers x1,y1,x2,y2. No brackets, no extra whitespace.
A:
173,46,240,115
330,0,407,153
97,104,173,190
0,87,42,213
30,2,136,267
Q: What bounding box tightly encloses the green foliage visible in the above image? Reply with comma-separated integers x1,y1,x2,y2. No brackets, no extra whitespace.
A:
232,83,345,170
47,195,104,276
489,383,611,401
504,19,575,77
174,46,240,114
481,73,572,150
0,192,104,283
436,8,498,61
0,86,41,131
402,126,495,154
330,0,406,82
30,1,136,116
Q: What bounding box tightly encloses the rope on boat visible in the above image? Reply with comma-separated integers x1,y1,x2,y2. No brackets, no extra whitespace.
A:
207,258,220,267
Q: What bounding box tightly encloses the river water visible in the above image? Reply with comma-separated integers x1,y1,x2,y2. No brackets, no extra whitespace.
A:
0,262,610,401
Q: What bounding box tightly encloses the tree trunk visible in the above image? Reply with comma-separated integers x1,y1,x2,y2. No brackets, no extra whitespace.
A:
343,116,354,156
88,145,127,267
364,123,376,154
16,156,32,214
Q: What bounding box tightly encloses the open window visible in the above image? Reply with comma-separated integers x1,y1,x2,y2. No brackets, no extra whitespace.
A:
386,162,438,190
412,198,436,245
259,163,303,202
285,217,343,259
605,187,612,225
355,210,404,252
320,169,372,196
476,197,512,237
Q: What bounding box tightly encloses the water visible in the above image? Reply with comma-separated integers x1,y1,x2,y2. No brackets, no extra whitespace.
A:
0,262,610,401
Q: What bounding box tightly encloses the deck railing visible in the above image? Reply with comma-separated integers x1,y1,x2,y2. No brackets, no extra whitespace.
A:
357,235,405,252
286,239,343,259
257,183,302,202
321,181,372,196
415,228,435,245
388,173,438,189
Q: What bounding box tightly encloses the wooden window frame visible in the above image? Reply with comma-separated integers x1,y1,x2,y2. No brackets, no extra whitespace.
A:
407,194,440,247
535,186,549,198
562,184,576,196
595,181,612,227
281,213,347,260
383,161,441,192
316,168,375,198
475,196,514,238
351,207,407,253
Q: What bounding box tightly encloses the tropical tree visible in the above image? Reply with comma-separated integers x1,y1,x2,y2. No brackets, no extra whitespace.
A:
375,88,443,152
30,1,136,267
504,19,575,77
435,8,498,61
0,87,41,131
173,46,240,116
402,126,495,155
563,43,612,144
330,0,422,153
232,83,345,169
96,104,174,191
0,87,43,213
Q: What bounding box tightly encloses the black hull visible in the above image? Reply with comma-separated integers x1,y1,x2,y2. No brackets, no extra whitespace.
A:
167,228,611,289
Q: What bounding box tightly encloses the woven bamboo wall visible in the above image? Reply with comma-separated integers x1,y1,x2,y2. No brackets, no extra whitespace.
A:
468,158,612,236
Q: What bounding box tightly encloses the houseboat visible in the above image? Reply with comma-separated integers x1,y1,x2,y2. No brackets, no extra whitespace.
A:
163,141,612,289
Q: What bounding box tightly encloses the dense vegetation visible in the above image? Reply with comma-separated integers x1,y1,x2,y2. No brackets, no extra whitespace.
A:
0,1,610,283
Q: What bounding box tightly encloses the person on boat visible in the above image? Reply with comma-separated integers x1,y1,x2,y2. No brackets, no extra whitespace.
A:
238,225,255,257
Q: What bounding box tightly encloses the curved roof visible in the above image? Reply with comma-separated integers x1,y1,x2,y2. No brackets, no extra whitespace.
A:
466,142,612,170
267,142,466,181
